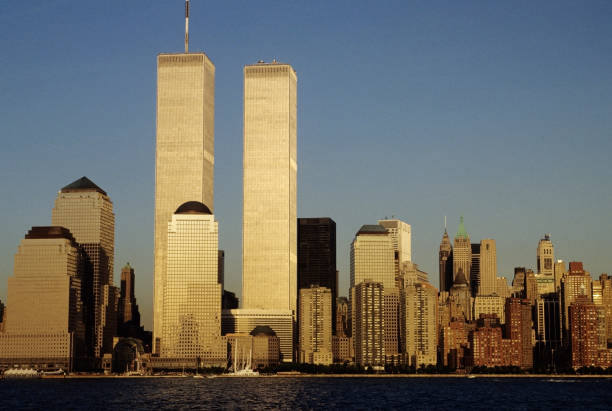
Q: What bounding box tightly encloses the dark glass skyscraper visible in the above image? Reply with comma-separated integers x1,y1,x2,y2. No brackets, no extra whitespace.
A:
298,218,337,332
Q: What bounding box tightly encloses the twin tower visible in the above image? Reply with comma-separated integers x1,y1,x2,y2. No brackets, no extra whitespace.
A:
153,49,297,355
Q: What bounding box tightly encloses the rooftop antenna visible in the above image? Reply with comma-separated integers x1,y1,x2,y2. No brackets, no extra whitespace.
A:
185,0,190,53
444,216,447,233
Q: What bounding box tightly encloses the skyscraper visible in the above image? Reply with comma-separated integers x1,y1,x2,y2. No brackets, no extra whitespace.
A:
299,286,333,364
561,262,592,330
350,225,395,290
452,217,471,287
404,282,438,367
298,218,337,331
52,176,115,360
478,239,497,296
336,297,350,338
505,298,533,369
569,296,599,368
537,234,554,276
536,235,555,295
0,227,87,371
378,219,411,287
117,263,142,337
242,61,297,314
160,201,225,367
153,7,215,350
470,243,481,296
439,228,453,292
353,281,385,367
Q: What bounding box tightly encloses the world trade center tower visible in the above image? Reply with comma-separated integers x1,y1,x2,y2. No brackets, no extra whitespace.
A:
153,8,215,351
242,61,297,315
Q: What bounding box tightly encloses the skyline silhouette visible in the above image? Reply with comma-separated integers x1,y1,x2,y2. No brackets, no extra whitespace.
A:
1,1,611,330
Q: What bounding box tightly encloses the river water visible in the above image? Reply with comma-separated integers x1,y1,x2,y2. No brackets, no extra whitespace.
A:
1,376,611,409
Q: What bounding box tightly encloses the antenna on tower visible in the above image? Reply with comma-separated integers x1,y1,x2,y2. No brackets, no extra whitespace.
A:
185,0,190,53
444,215,447,232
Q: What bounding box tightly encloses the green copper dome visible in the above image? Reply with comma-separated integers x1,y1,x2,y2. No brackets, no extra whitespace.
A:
455,216,468,239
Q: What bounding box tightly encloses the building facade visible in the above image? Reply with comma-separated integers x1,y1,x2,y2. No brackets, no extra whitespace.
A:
536,235,555,295
154,51,215,352
378,219,411,287
299,286,333,364
353,282,384,367
474,295,505,324
0,227,87,371
404,282,438,367
569,297,599,368
298,218,337,332
350,225,395,290
242,61,297,319
52,176,115,360
222,309,294,362
478,239,497,296
452,217,471,287
439,229,453,293
118,263,141,332
504,298,533,369
561,262,592,330
160,202,225,367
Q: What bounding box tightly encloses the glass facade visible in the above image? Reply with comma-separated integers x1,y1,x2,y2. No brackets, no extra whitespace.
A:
160,211,224,364
154,53,215,351
52,183,115,359
242,62,297,314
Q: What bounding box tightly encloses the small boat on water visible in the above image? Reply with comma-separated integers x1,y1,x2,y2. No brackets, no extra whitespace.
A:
227,340,259,377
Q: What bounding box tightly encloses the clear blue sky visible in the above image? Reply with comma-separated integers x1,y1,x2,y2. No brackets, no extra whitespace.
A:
1,1,611,330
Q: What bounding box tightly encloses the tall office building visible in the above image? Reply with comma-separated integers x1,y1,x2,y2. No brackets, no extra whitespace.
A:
561,262,592,330
159,202,225,367
449,270,472,322
536,235,555,294
299,286,333,364
534,293,563,369
350,225,395,290
505,298,533,369
298,218,337,332
378,219,411,287
404,282,438,367
117,263,142,338
353,281,385,367
242,61,297,315
478,239,497,296
0,227,87,371
52,176,115,359
439,228,453,292
594,274,612,344
383,288,401,361
153,6,216,350
537,235,554,276
554,260,567,292
336,296,350,338
470,243,481,296
569,296,599,368
452,217,471,287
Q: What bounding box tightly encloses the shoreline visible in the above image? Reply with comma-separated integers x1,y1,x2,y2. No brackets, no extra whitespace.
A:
36,373,612,379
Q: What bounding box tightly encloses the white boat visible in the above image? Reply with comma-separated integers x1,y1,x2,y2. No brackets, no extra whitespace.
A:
229,340,259,377
42,368,66,376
